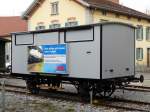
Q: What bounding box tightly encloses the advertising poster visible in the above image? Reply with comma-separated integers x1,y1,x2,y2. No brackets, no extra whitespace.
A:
28,44,67,74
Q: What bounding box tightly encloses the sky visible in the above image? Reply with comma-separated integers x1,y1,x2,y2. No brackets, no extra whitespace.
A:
0,0,149,16
0,0,34,16
120,0,150,13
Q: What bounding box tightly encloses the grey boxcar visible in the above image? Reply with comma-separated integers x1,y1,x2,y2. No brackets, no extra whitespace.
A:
11,22,143,97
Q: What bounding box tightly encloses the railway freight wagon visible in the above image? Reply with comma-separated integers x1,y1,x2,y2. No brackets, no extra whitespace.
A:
11,22,143,97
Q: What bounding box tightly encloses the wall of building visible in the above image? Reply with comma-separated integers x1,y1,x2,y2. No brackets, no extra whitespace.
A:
28,0,88,31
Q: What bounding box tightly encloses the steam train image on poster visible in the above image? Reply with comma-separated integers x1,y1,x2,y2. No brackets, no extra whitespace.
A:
28,46,44,64
11,22,144,98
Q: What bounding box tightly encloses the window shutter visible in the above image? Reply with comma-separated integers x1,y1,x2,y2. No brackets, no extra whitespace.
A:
146,27,148,40
74,21,78,26
49,25,52,29
136,28,139,40
136,48,143,60
141,27,143,40
35,26,39,31
146,27,150,41
141,48,143,59
65,23,69,27
51,2,59,15
141,48,143,60
42,26,45,30
58,24,61,28
136,48,139,60
136,26,143,41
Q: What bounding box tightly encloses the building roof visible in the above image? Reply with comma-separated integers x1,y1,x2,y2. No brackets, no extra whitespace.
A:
107,0,119,4
0,16,27,37
85,0,150,20
22,0,45,19
22,0,150,21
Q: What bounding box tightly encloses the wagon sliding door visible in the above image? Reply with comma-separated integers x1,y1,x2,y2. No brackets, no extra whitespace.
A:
102,24,135,79
65,26,100,79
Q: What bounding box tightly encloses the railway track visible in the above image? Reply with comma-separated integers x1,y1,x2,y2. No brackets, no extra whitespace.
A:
121,85,150,93
0,74,22,79
96,101,150,112
0,84,26,94
1,83,150,112
127,85,150,89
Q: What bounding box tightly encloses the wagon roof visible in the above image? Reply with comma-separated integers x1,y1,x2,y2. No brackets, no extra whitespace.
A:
11,22,136,35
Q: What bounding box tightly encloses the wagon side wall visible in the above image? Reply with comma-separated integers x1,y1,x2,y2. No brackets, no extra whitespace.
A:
11,26,100,79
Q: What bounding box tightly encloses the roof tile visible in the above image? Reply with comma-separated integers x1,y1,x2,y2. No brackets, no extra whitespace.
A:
84,0,150,20
0,16,27,37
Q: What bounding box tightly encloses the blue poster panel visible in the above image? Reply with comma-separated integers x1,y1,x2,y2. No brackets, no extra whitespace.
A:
28,44,67,74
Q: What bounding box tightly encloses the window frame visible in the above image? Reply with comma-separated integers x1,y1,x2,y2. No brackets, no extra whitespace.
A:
51,2,59,15
64,26,94,43
49,24,61,29
35,25,45,31
65,21,78,27
136,48,143,61
99,19,109,22
146,27,150,41
102,10,107,16
136,25,143,41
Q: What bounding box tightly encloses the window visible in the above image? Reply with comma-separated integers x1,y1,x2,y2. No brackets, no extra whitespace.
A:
146,27,150,41
49,24,61,29
136,25,143,41
35,25,45,30
136,48,143,60
115,14,120,18
51,2,59,15
65,21,78,27
100,19,108,22
65,28,94,43
102,11,107,16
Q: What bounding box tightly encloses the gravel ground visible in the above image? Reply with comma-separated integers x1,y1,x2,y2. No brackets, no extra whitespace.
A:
0,92,127,112
0,74,150,112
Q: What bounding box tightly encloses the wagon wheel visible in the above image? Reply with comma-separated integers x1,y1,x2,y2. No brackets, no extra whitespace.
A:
26,78,39,94
78,82,97,101
99,83,116,97
99,89,114,97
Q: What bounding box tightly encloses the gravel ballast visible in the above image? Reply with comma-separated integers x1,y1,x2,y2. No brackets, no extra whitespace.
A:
0,92,135,112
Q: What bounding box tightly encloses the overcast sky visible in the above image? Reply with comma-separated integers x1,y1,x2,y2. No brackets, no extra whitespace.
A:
0,0,149,16
0,0,34,16
120,0,150,13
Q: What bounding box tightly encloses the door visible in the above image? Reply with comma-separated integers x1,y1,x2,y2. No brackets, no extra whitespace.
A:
102,24,135,79
0,41,5,69
66,26,100,79
147,48,150,67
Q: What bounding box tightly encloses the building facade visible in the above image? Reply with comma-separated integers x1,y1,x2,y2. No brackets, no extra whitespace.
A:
22,0,150,71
